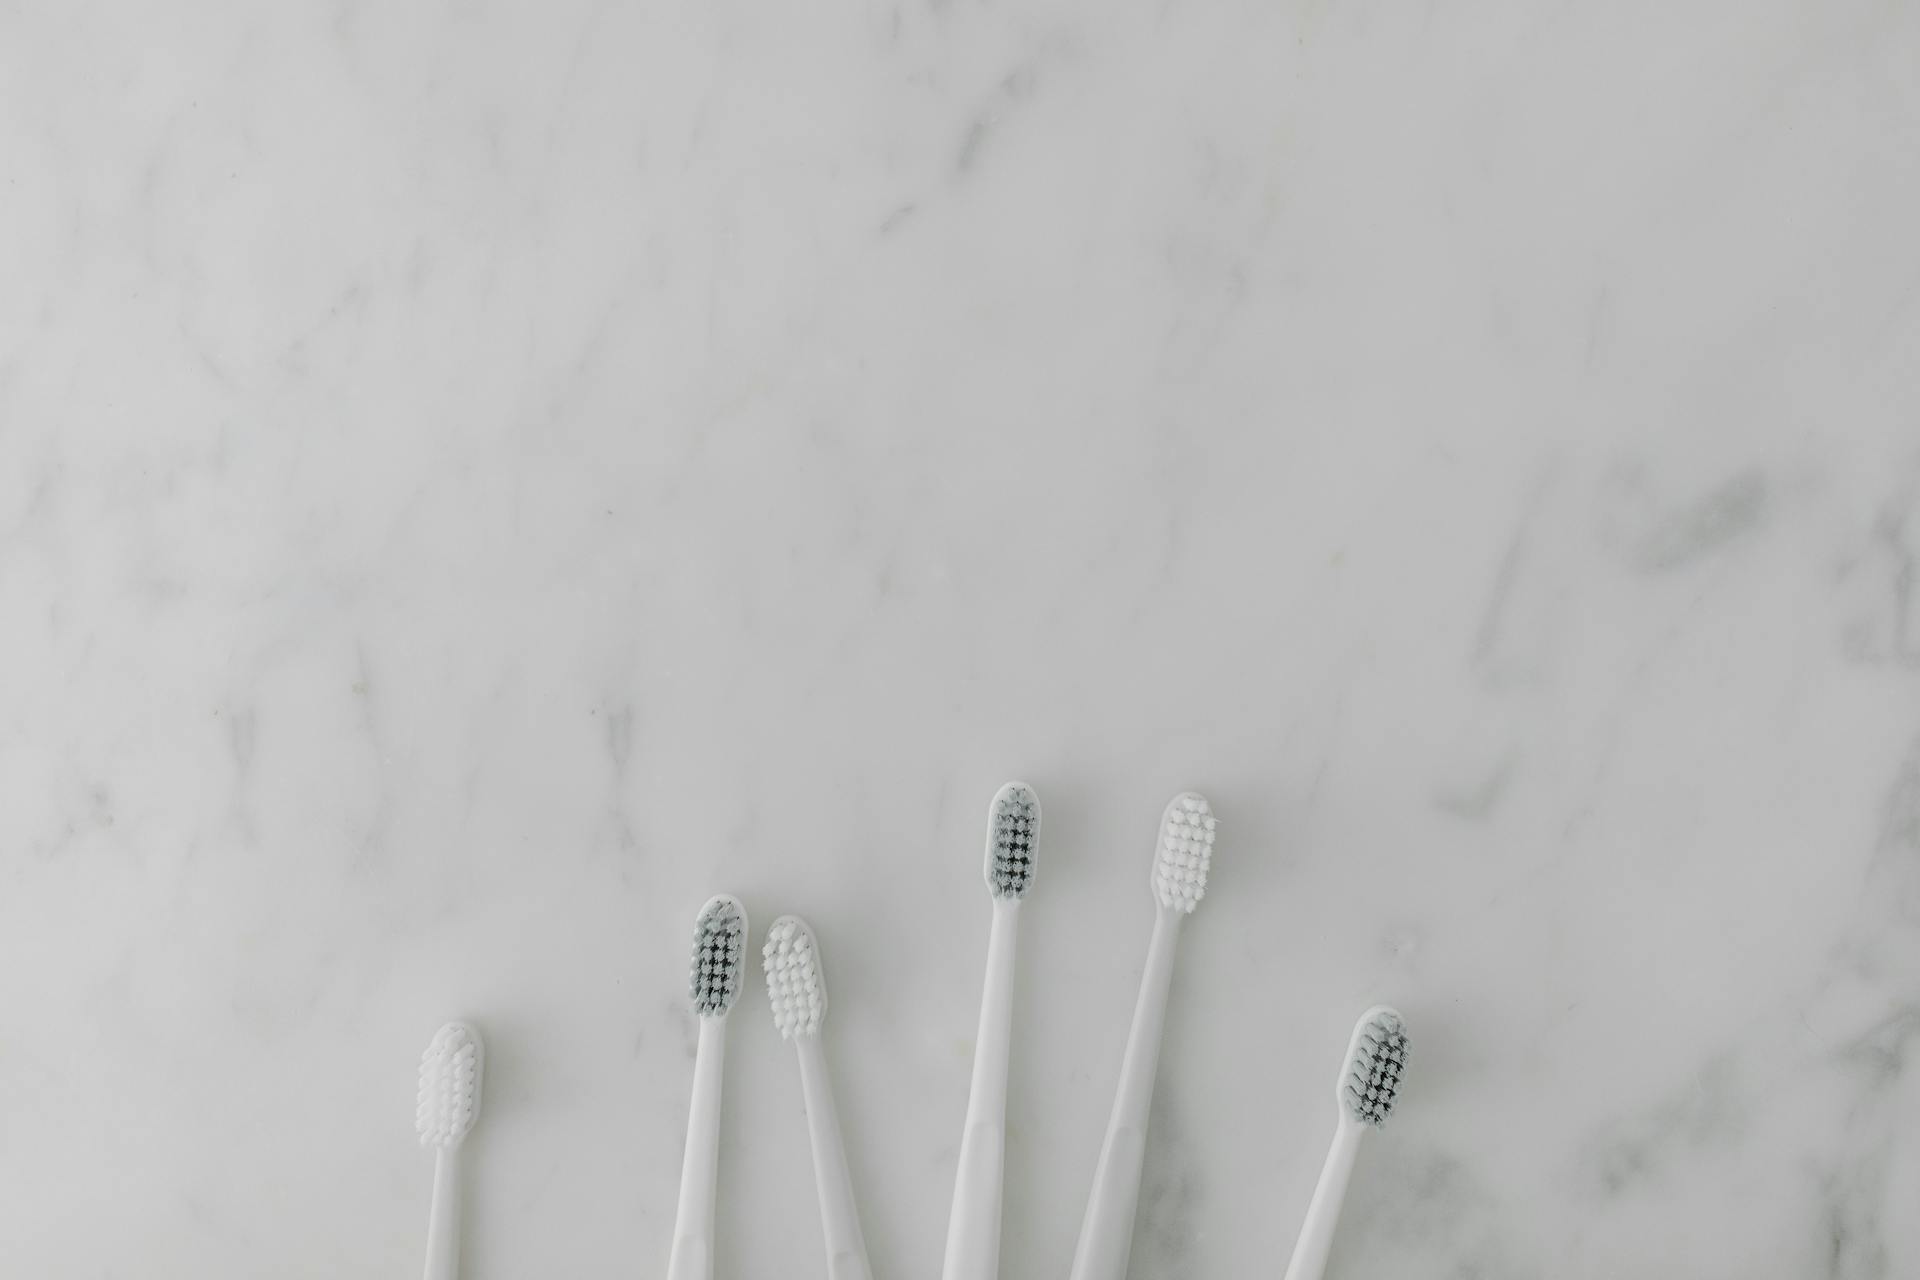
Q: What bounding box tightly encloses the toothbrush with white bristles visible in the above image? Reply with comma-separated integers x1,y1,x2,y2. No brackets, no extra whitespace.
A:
765,915,872,1280
1281,1007,1410,1280
942,782,1042,1280
416,1022,484,1280
667,895,748,1280
1067,792,1217,1280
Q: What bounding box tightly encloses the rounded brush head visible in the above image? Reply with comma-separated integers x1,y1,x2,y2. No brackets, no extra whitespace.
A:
1340,1006,1409,1128
1152,791,1216,913
416,1022,484,1150
690,894,748,1017
763,915,827,1039
985,781,1041,899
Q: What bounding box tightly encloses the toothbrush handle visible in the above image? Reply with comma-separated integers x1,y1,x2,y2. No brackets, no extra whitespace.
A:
667,1017,728,1280
1280,1123,1363,1280
423,1147,461,1280
942,899,1021,1280
1068,909,1183,1280
797,1034,873,1280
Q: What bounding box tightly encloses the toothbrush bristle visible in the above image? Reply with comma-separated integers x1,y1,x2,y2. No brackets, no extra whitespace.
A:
1342,1007,1409,1128
690,895,748,1016
416,1022,483,1149
1152,792,1216,913
985,782,1041,899
763,915,827,1039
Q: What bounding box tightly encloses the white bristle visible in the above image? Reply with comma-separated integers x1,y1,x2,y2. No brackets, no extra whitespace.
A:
691,895,748,1016
985,781,1041,899
1341,1006,1409,1128
1152,792,1216,913
763,915,827,1039
416,1022,483,1149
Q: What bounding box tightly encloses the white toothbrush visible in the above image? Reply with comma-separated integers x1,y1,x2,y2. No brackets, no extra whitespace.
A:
764,915,872,1280
667,895,748,1280
416,1021,484,1280
1067,792,1217,1280
1281,1007,1410,1280
942,782,1042,1280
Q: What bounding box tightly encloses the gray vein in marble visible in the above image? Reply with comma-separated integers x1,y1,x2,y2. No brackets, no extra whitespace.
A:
1576,1055,1750,1198
1131,1091,1201,1278
1843,471,1920,668
1612,467,1771,574
601,700,641,857
1343,1144,1529,1280
956,63,1042,177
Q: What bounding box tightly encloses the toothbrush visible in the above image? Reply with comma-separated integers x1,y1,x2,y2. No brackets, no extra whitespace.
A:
416,1022,484,1280
1067,792,1217,1280
1280,1007,1410,1280
764,915,872,1280
667,895,748,1280
942,782,1042,1280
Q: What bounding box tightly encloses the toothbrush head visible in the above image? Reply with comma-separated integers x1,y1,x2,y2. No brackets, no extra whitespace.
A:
985,781,1041,899
1152,792,1216,913
690,894,748,1017
1341,1006,1409,1128
763,915,827,1039
416,1022,484,1150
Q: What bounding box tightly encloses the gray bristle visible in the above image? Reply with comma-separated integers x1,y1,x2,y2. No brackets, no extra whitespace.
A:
1344,1010,1409,1128
987,783,1040,898
690,897,746,1016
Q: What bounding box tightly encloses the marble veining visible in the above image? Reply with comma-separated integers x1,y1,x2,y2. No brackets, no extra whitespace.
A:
3,1,1920,1277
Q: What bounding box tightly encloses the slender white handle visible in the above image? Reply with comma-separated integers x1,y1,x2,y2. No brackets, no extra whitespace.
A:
1280,1122,1363,1280
667,1016,728,1280
942,898,1021,1280
423,1147,461,1280
1068,908,1183,1280
797,1034,873,1280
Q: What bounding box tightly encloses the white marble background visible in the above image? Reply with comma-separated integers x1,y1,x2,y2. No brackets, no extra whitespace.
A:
3,1,1919,1276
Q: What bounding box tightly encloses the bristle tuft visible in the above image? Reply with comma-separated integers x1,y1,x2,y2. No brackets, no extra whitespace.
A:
1343,1008,1408,1128
416,1022,483,1149
763,916,827,1039
690,896,747,1016
986,782,1041,898
1152,792,1216,912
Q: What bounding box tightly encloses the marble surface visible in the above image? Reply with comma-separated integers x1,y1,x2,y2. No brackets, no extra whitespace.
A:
4,2,1920,1276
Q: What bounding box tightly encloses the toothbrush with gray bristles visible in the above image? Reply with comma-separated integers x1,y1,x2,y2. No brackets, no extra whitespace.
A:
666,895,747,1280
1067,792,1217,1280
941,782,1042,1280
1280,1007,1410,1280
